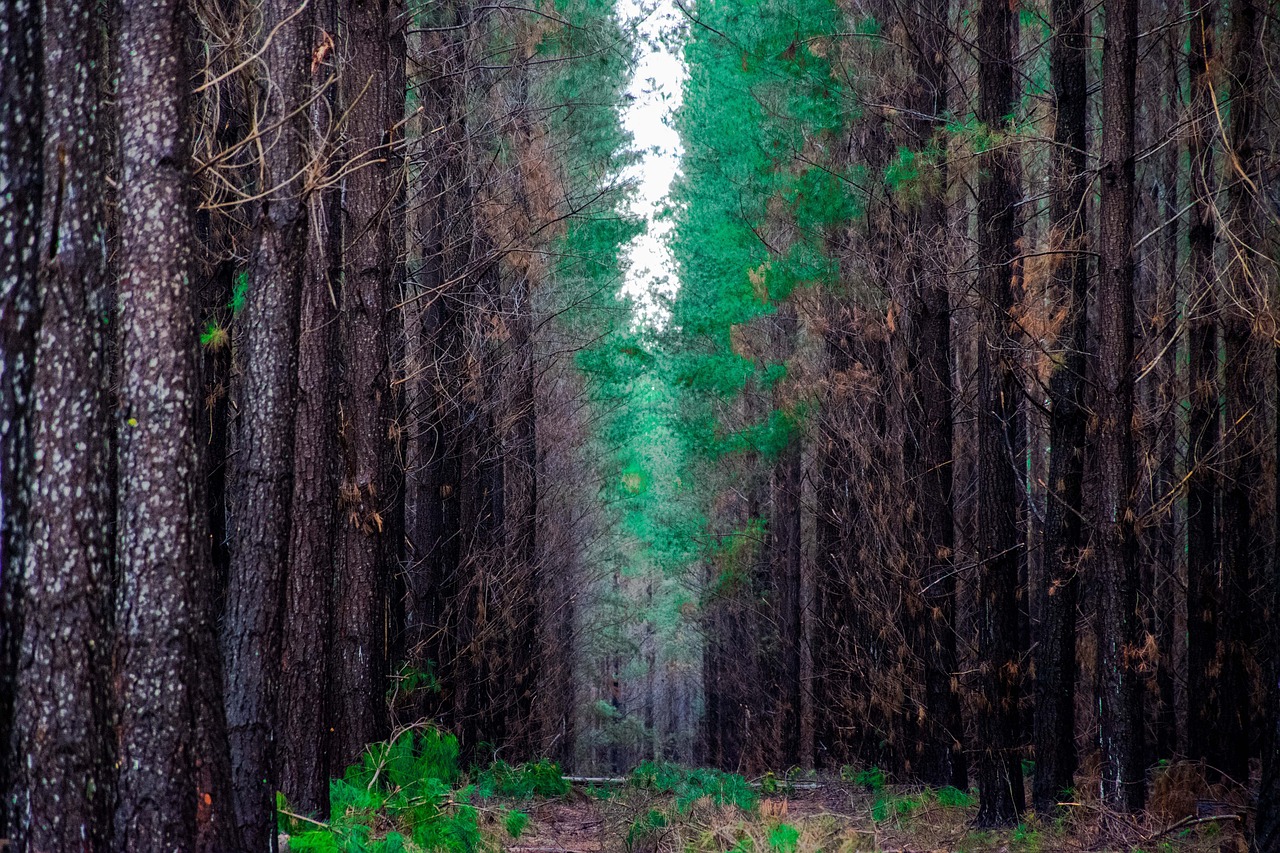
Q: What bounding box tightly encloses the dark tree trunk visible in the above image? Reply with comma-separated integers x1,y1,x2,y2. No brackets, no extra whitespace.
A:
502,265,541,754
222,0,313,846
12,0,115,846
1262,652,1280,852
1096,0,1144,812
190,32,241,852
1149,0,1181,760
0,0,42,836
769,309,803,767
1185,0,1221,774
113,0,205,844
331,0,403,767
903,0,965,790
1032,0,1089,814
1216,0,1261,785
280,0,342,814
1263,346,1280,850
404,0,468,727
973,0,1025,826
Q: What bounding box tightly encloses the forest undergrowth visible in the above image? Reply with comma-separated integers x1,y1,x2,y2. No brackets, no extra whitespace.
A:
278,731,1249,853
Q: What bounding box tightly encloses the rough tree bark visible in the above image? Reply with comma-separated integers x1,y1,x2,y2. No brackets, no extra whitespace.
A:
12,0,115,846
113,0,206,845
903,0,965,789
1185,0,1222,775
973,0,1025,825
1032,0,1088,814
332,0,403,767
769,307,803,768
1096,0,1144,812
0,0,42,836
404,0,468,724
280,0,343,816
1216,0,1261,785
222,0,313,847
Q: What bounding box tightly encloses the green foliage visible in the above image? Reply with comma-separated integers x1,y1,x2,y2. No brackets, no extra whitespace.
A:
936,785,975,809
625,808,669,851
864,783,975,827
871,790,926,824
199,320,228,351
503,809,530,839
622,809,670,845
629,761,758,812
230,269,249,315
767,823,799,852
389,660,441,699
279,729,480,853
475,758,570,800
842,766,887,791
1010,822,1044,852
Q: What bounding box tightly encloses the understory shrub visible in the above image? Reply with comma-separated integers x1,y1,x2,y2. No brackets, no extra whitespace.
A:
628,760,758,812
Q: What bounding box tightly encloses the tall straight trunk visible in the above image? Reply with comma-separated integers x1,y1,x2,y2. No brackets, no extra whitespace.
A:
769,308,803,767
1032,0,1089,814
1150,0,1182,759
222,0,313,846
1215,0,1261,785
191,29,242,851
0,0,42,836
405,0,468,724
905,0,965,789
332,0,403,766
973,0,1025,825
1264,349,1280,848
280,0,342,813
113,0,205,844
493,31,542,754
1096,0,1144,812
1185,0,1221,772
1262,648,1280,851
502,266,541,753
13,0,115,846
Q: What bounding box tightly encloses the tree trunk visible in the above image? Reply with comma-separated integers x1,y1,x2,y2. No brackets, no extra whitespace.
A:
1185,0,1221,774
1216,0,1262,785
280,0,342,814
1032,0,1088,814
332,0,404,766
13,0,115,845
1096,0,1144,812
904,0,965,789
222,0,313,846
113,0,206,844
0,0,42,835
1150,0,1182,760
770,313,803,767
973,0,1025,825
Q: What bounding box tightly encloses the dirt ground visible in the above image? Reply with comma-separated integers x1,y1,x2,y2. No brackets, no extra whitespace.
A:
501,780,1251,853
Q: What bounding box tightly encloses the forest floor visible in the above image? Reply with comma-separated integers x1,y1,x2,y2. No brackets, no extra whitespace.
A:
502,774,1250,853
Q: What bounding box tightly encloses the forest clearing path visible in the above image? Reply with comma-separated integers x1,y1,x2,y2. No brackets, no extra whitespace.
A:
496,782,1243,853
511,796,607,853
